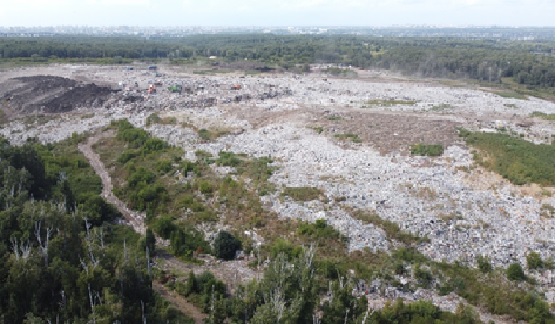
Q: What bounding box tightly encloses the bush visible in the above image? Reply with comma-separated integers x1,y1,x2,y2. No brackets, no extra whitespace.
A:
216,151,241,167
197,129,211,141
477,256,492,273
213,230,242,261
269,238,303,260
151,214,177,239
526,252,543,270
506,263,525,281
196,179,214,195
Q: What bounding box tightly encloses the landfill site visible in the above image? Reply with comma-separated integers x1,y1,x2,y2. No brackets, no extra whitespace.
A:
0,63,554,312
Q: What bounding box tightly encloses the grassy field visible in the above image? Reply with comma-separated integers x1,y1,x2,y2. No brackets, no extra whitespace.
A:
459,128,555,186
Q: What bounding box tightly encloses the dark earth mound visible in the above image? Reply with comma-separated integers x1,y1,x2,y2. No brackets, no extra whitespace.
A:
1,76,117,113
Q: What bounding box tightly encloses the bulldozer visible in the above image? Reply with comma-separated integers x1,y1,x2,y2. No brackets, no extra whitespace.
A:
168,84,182,94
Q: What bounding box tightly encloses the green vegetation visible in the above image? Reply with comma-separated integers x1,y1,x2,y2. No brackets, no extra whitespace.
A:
0,33,553,96
311,126,324,134
497,77,555,101
506,263,526,281
172,270,227,315
236,156,277,195
434,260,551,322
530,111,555,120
327,115,342,121
215,151,241,167
459,128,555,186
196,128,230,142
489,89,529,100
540,204,555,218
324,66,357,77
366,99,418,106
527,252,543,270
282,186,324,202
334,133,362,143
476,256,492,273
213,230,242,261
410,143,444,156
430,103,452,111
353,211,428,245
90,121,553,323
145,113,177,126
369,299,481,323
98,120,279,245
297,219,347,247
0,135,191,323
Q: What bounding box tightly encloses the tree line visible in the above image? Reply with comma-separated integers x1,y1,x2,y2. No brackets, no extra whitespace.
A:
0,35,554,88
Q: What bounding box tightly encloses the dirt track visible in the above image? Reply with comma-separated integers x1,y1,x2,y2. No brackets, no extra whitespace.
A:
78,131,146,234
78,130,260,319
152,281,207,324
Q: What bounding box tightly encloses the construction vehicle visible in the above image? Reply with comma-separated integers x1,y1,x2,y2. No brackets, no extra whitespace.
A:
168,84,182,94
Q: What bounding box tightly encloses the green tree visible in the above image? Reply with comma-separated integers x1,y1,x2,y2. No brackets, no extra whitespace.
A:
213,230,242,261
145,228,156,256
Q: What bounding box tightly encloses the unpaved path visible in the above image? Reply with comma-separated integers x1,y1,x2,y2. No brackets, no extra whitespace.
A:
78,131,259,319
152,281,207,324
78,131,146,234
78,132,206,321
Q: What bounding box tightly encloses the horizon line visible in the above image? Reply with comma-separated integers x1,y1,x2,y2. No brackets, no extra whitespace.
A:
1,25,555,28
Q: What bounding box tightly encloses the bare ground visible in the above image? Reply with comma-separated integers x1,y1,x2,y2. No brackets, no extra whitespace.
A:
0,76,115,114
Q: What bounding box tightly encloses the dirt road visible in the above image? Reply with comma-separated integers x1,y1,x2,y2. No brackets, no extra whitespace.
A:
78,132,146,234
77,131,261,320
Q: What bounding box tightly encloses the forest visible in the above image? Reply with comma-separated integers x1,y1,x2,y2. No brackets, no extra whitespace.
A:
0,135,191,323
0,34,554,90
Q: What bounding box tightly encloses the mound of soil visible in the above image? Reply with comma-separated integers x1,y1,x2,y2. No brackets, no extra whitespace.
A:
1,76,117,113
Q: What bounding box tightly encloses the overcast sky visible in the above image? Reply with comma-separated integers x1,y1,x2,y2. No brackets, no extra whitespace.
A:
0,0,554,27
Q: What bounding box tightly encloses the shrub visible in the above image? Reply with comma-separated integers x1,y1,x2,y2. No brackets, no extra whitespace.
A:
506,263,525,281
526,252,543,270
196,179,214,195
216,151,241,167
197,129,211,141
477,256,492,273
